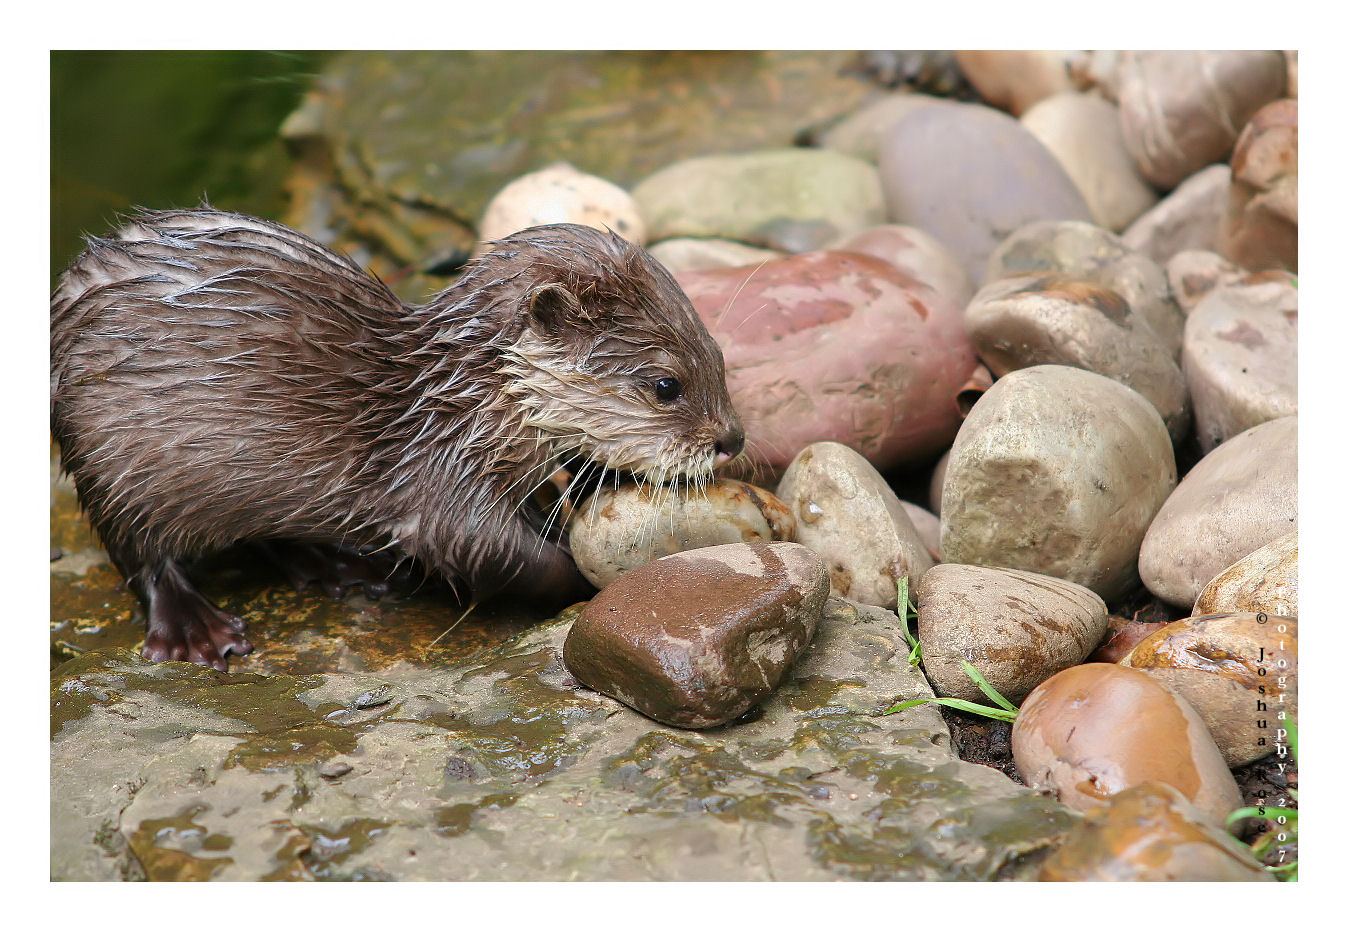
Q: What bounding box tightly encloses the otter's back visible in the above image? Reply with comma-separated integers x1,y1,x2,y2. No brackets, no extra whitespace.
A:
51,209,413,556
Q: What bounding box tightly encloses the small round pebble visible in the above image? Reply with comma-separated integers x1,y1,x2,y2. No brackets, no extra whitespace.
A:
563,541,829,729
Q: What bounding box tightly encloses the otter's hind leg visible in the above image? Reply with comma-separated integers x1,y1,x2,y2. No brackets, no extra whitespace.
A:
256,540,418,600
133,559,253,671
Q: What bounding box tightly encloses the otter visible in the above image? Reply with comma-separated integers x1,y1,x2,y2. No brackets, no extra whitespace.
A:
51,208,744,670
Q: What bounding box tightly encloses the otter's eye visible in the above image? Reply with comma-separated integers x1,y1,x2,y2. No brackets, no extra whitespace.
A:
653,377,683,403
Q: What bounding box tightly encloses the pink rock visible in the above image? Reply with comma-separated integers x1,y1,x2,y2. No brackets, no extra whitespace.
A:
1220,99,1298,272
679,250,977,473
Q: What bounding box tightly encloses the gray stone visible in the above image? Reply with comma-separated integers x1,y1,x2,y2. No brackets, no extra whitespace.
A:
1139,416,1298,606
877,102,1093,287
817,92,953,164
1182,280,1297,452
984,219,1186,358
1123,164,1232,266
51,600,1075,881
940,365,1176,602
964,274,1190,440
632,148,885,253
563,541,828,728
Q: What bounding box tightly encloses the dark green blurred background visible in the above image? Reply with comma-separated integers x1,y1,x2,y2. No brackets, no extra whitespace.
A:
50,50,329,282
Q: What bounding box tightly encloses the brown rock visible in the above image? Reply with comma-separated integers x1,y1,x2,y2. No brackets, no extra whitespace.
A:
1116,51,1287,190
1220,99,1298,272
563,541,829,728
915,564,1107,704
1194,532,1298,617
1012,663,1243,824
1122,613,1298,766
679,250,977,473
1039,782,1274,881
1086,616,1172,665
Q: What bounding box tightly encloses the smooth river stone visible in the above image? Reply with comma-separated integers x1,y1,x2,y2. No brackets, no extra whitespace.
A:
915,564,1107,704
1139,416,1298,607
776,441,934,609
1012,663,1243,825
984,219,1185,358
827,223,974,310
1115,51,1287,190
877,101,1092,287
477,161,645,246
645,237,783,274
953,51,1078,116
631,148,885,253
1220,98,1298,272
1122,613,1298,766
817,92,953,165
1019,91,1158,232
678,250,977,472
1039,783,1273,881
1183,279,1297,452
568,479,796,589
940,365,1176,602
1122,164,1231,266
1194,532,1297,617
563,541,829,729
964,274,1190,441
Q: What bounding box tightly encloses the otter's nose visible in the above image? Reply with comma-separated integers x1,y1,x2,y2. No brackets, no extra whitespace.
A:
714,420,745,467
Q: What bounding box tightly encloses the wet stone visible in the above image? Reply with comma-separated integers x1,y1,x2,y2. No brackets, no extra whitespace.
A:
1194,532,1298,617
1012,663,1243,825
1039,782,1274,881
563,542,829,728
1121,612,1298,766
567,479,796,589
52,599,1076,880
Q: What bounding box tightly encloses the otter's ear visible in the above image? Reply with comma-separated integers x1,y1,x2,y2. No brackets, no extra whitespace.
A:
527,283,602,334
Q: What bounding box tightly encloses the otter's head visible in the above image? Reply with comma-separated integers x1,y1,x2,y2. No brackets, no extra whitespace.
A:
492,224,744,482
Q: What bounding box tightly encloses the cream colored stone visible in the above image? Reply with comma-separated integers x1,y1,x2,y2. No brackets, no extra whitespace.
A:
776,441,933,610
479,162,645,245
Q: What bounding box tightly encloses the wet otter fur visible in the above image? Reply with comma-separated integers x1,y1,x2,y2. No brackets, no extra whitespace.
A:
51,208,744,669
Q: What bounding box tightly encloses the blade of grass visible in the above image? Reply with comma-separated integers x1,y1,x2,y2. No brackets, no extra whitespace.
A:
883,696,1018,723
957,659,1018,714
